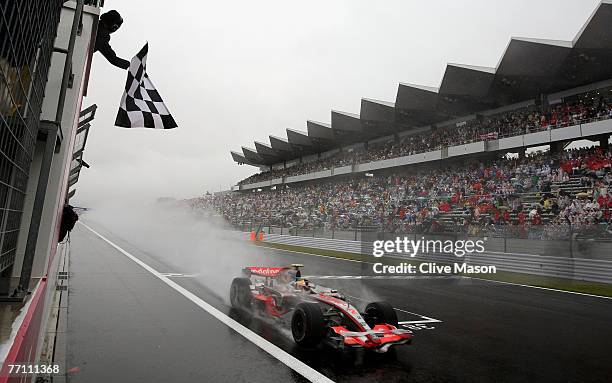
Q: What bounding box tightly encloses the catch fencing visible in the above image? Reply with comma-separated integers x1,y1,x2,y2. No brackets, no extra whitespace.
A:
235,223,612,261
245,232,612,284
0,1,64,277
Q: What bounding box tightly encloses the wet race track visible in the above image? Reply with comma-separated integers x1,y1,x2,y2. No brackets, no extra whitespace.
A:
65,221,612,383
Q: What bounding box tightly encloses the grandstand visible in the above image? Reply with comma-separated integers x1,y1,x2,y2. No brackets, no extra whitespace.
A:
229,1,612,193
205,145,611,237
185,2,612,258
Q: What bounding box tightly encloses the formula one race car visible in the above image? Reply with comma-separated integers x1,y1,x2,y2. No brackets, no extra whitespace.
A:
230,264,412,352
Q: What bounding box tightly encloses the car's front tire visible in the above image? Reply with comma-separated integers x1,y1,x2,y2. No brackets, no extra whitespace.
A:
364,301,398,327
291,302,325,347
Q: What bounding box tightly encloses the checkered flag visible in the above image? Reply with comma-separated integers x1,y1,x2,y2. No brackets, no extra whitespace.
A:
115,43,177,129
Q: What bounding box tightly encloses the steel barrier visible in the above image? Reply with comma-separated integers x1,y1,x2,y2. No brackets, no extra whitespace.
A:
248,232,612,284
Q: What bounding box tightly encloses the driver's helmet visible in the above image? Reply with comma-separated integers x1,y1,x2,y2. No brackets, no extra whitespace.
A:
277,268,297,284
295,279,310,291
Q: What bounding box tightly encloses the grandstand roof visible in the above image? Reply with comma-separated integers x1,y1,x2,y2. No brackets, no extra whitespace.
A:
307,120,336,150
254,141,277,157
232,1,612,166
231,150,249,165
241,146,264,165
269,135,292,151
361,99,395,122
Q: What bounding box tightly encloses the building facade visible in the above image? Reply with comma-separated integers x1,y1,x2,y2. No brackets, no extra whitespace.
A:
0,1,101,380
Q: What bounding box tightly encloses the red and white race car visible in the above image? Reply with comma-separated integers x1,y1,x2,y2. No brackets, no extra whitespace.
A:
230,264,412,352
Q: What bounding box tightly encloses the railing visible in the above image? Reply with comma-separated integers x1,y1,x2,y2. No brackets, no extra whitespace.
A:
249,233,612,284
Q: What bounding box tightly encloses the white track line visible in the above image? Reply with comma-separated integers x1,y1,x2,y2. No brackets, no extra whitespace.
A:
344,294,443,325
394,310,442,324
80,223,334,383
398,320,440,325
304,275,457,280
463,276,612,301
161,273,199,278
262,245,612,300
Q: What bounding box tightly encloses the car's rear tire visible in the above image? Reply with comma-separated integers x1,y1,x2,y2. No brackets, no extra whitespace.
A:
291,302,325,347
230,277,252,310
365,301,398,327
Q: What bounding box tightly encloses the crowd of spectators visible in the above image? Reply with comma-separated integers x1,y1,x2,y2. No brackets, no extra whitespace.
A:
197,146,612,239
239,91,612,186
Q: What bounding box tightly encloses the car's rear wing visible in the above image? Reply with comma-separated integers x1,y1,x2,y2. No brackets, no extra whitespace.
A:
243,264,304,279
243,267,286,277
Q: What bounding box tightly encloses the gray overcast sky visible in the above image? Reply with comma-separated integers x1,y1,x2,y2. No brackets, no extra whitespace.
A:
74,0,600,207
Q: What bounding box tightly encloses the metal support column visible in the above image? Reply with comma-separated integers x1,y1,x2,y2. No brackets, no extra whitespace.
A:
16,125,58,294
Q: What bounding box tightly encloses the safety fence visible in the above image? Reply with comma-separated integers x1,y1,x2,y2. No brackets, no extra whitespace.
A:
234,223,612,261
0,1,64,277
245,232,612,284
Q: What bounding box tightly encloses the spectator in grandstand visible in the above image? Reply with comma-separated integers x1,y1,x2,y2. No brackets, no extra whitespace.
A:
210,146,611,237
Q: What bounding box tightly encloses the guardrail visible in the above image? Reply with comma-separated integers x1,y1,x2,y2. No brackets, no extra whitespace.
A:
235,224,612,260
255,233,612,284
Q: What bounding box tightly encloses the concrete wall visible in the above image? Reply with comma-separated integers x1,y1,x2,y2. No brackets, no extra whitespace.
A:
498,135,524,150
524,130,551,146
333,165,352,175
448,141,486,157
551,125,582,141
582,119,612,136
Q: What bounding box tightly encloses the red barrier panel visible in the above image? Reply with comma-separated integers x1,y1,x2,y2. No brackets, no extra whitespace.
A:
0,278,48,382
